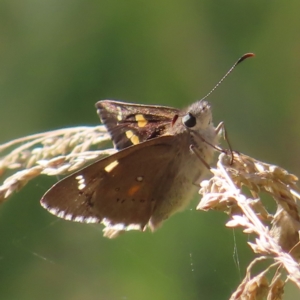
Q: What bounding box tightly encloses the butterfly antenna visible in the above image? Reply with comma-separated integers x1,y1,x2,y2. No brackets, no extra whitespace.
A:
200,53,255,101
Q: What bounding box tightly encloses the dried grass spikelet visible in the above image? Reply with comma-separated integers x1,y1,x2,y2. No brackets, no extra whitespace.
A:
0,126,114,203
229,258,270,300
198,151,300,298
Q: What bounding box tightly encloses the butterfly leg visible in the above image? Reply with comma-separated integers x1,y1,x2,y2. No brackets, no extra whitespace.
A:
190,144,211,170
215,122,234,164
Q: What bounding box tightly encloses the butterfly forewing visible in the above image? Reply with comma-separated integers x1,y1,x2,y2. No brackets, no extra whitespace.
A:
41,136,178,231
96,100,179,150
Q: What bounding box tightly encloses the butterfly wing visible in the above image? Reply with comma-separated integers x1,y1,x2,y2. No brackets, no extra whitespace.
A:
41,136,178,236
96,100,179,149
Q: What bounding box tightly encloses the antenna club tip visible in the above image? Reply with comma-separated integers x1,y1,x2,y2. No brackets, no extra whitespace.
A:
243,53,255,58
237,53,255,64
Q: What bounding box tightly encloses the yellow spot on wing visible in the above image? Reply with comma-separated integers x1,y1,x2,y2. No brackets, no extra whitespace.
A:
104,160,119,172
126,130,134,139
125,130,140,145
131,135,139,145
135,114,148,127
117,107,122,121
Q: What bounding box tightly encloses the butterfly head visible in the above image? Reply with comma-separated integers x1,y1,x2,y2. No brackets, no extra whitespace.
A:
170,99,217,157
182,100,212,131
170,100,213,137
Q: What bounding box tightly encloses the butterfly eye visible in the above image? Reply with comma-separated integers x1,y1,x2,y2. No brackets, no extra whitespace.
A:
182,113,196,128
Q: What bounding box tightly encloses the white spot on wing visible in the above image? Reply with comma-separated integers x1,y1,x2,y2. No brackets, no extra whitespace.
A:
42,203,99,223
65,214,73,220
136,176,143,182
57,211,65,218
78,183,86,190
102,220,144,238
76,175,86,190
84,216,100,223
104,160,119,172
48,207,60,215
102,218,143,232
102,218,114,227
74,216,85,222
127,224,143,231
40,201,48,209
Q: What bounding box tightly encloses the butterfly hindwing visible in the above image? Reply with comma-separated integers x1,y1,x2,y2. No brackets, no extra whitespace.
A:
96,100,179,150
41,136,178,232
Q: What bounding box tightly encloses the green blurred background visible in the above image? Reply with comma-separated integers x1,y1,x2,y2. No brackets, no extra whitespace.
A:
0,1,299,299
